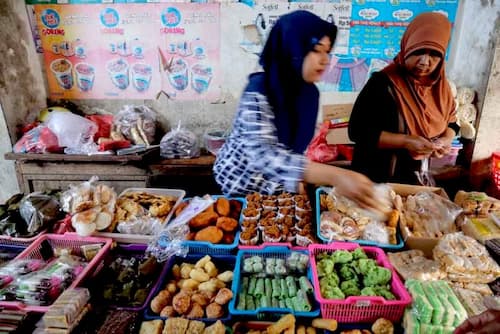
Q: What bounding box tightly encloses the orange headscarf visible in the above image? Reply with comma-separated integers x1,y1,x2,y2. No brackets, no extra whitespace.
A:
382,12,456,139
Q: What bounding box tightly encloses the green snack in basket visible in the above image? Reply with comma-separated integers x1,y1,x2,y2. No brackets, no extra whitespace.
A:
271,278,281,298
373,285,395,300
265,278,272,299
421,282,444,325
320,272,339,288
360,286,377,297
352,248,368,260
254,278,265,299
295,290,312,311
406,279,433,324
357,258,377,275
271,297,279,308
316,258,334,277
321,285,345,299
340,279,361,297
284,297,294,310
246,295,255,310
432,280,468,326
280,279,288,299
286,276,297,297
279,299,286,308
261,294,271,308
339,264,358,281
430,282,456,327
332,250,353,264
363,266,391,287
403,309,420,334
248,277,257,296
298,276,313,293
237,292,246,310
242,277,249,291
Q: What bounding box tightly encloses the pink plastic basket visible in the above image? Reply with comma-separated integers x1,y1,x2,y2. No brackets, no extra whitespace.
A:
0,233,113,312
308,242,412,323
239,242,308,251
0,232,45,248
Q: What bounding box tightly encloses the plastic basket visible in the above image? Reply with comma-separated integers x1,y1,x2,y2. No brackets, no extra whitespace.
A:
0,233,113,312
315,187,404,250
229,245,320,319
308,242,411,323
239,242,307,251
181,196,245,255
93,188,185,243
143,253,235,324
493,152,500,191
0,232,45,248
92,243,169,312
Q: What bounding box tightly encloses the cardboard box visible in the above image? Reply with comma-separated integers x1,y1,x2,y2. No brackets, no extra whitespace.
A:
322,104,353,122
388,183,450,257
326,127,353,145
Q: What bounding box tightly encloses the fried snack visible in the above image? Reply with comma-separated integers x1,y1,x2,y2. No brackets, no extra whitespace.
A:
222,233,235,244
190,211,219,230
186,303,204,319
164,318,189,334
195,226,223,243
216,271,233,283
191,293,209,306
160,306,176,318
340,331,371,334
297,325,306,334
149,201,174,218
214,288,233,305
312,318,338,331
186,320,206,334
190,269,210,283
215,198,231,217
229,199,242,220
306,327,317,334
267,314,296,334
151,290,172,313
186,232,197,241
216,217,238,232
205,302,224,318
172,290,192,315
371,318,394,334
387,210,399,228
175,202,189,217
203,320,225,334
140,320,164,334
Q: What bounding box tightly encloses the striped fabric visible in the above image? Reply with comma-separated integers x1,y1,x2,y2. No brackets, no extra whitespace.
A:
213,91,306,196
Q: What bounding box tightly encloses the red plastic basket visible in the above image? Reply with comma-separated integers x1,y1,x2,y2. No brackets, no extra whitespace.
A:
0,234,113,312
308,242,412,323
493,152,500,191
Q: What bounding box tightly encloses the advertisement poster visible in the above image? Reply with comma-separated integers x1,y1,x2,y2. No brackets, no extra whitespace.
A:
34,3,220,100
350,0,459,59
158,4,221,100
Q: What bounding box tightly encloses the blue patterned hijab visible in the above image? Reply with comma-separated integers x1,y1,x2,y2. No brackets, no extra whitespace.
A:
246,10,337,154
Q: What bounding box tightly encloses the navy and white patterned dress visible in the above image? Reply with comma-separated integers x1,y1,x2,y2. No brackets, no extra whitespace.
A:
213,91,306,196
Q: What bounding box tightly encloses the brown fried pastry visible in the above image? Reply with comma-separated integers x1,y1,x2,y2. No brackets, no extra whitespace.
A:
216,217,238,232
189,211,219,230
186,303,205,319
215,198,231,217
214,288,233,305
205,303,224,319
195,226,223,243
172,290,192,315
229,199,242,219
164,318,189,334
186,320,205,334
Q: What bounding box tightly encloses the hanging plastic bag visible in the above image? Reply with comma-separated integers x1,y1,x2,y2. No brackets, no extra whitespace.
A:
147,195,214,262
306,122,338,163
44,111,98,154
160,122,200,159
114,105,157,145
19,192,61,234
13,125,60,154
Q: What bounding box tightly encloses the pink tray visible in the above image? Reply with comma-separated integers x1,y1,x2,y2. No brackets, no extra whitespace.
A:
0,233,113,313
308,242,412,323
238,242,307,251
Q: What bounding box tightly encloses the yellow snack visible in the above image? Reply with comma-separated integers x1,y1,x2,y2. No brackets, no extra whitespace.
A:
267,314,296,334
312,318,338,331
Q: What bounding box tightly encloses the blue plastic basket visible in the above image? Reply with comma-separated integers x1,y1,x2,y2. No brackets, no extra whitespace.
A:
229,245,320,319
181,196,246,255
143,253,235,323
315,187,404,250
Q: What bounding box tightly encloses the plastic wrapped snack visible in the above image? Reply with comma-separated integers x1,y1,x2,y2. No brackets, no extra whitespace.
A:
387,250,445,281
114,105,157,146
160,122,200,159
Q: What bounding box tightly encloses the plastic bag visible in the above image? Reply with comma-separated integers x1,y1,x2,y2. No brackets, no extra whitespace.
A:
19,192,62,234
160,122,200,159
86,114,113,141
44,111,98,154
13,125,60,154
306,122,338,163
147,195,214,262
114,105,156,145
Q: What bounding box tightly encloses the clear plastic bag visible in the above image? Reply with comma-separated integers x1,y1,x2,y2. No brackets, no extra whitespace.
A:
147,195,214,262
19,192,62,234
114,105,157,145
160,122,200,159
44,111,98,154
13,125,60,154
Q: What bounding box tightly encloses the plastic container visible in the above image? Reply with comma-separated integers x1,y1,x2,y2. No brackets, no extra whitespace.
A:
0,232,45,248
143,253,235,323
493,152,500,191
229,245,320,319
239,242,307,251
315,187,404,250
181,196,245,255
0,233,112,312
94,188,185,243
309,242,412,323
93,243,169,311
203,129,228,156
430,144,463,169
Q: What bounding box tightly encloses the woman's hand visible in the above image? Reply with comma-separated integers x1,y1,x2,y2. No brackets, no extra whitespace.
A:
432,129,455,158
454,309,500,334
404,135,436,160
334,168,382,211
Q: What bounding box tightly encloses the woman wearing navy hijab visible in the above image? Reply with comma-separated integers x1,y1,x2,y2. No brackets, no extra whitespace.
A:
214,11,379,209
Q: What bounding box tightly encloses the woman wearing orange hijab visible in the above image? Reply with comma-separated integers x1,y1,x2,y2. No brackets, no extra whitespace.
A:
348,12,459,184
